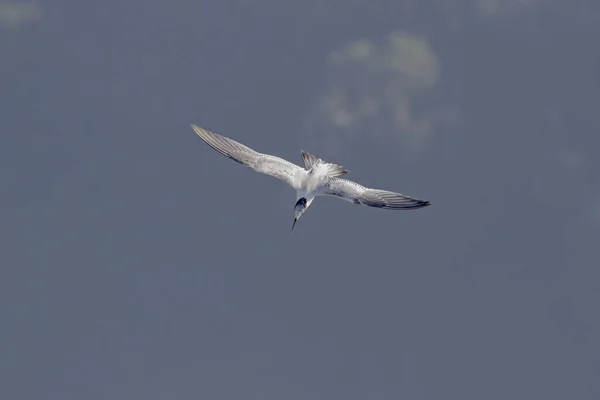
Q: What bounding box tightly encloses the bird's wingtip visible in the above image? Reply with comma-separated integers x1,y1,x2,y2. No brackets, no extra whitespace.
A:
190,124,206,137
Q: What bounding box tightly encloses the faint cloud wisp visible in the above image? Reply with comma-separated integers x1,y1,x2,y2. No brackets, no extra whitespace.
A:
305,32,458,155
0,1,41,29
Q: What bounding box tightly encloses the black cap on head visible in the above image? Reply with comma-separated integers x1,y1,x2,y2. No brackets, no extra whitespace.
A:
295,197,307,208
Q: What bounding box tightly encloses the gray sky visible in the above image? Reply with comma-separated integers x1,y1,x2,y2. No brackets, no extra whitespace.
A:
2,1,599,399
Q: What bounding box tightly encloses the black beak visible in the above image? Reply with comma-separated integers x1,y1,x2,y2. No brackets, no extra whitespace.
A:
291,217,297,231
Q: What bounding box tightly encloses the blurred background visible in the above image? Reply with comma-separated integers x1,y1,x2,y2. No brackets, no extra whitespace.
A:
1,1,599,399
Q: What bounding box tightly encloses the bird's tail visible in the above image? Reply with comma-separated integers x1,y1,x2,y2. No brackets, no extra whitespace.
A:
301,150,348,177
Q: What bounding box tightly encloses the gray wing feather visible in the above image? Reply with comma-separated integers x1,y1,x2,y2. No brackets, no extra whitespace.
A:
316,178,431,210
191,124,302,187
358,188,431,210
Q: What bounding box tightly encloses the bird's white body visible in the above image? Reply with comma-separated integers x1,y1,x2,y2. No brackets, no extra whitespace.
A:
191,124,430,229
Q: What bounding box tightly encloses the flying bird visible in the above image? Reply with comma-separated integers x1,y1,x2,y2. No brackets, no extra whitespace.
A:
191,124,430,230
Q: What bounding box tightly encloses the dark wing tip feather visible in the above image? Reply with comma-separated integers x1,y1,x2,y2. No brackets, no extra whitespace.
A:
359,189,431,210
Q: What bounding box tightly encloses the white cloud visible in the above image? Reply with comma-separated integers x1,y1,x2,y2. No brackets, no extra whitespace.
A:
305,32,458,155
0,2,41,29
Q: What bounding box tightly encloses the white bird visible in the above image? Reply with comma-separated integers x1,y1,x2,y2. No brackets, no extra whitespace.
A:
191,124,431,230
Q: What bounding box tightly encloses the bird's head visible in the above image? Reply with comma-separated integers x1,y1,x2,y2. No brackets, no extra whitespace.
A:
291,197,307,231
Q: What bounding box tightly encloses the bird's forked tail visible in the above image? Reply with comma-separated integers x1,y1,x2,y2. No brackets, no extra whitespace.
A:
300,150,348,177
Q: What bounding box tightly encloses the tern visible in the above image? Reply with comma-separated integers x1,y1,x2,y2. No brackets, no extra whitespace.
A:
191,124,431,230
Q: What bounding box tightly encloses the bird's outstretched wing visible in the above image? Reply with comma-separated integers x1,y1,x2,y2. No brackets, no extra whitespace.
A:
191,124,303,188
315,178,431,210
